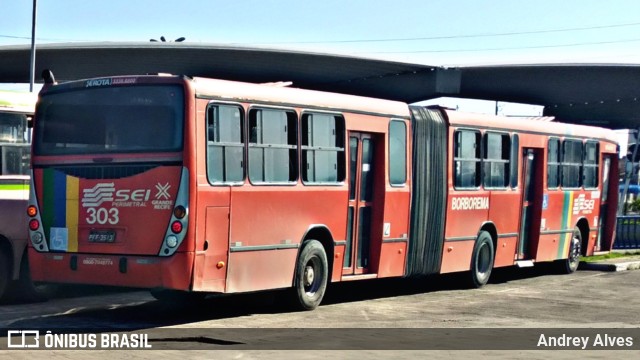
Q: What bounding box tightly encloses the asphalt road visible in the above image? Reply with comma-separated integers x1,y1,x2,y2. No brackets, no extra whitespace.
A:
0,266,638,359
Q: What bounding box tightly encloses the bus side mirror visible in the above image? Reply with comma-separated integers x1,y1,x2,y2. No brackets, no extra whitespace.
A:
27,116,34,129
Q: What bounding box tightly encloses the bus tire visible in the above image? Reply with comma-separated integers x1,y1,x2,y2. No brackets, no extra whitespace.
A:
11,251,48,302
559,227,582,274
469,231,495,288
293,240,328,310
0,249,9,300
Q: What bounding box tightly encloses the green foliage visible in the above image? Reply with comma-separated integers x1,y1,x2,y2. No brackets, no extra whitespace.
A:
582,251,640,263
628,199,640,213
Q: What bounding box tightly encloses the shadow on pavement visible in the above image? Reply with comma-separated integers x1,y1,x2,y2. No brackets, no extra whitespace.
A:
3,263,566,331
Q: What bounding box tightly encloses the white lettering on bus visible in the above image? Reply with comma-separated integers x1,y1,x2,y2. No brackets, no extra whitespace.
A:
82,257,114,266
111,78,137,85
572,194,595,215
85,79,112,88
451,197,490,211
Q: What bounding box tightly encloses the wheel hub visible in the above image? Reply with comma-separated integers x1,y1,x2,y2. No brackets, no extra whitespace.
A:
304,265,315,287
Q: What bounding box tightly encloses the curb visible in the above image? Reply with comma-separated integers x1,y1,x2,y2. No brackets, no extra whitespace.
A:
579,260,640,272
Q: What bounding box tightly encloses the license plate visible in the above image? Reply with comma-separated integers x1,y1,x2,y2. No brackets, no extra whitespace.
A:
88,230,116,243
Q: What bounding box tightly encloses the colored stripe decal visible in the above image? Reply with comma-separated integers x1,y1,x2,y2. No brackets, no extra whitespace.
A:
66,176,79,252
557,191,574,259
42,169,56,237
41,169,80,253
53,170,66,227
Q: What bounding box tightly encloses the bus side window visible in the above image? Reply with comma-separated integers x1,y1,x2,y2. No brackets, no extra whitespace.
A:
206,104,244,184
453,129,481,189
389,120,407,186
483,132,510,189
510,134,519,188
562,139,583,188
301,113,345,184
583,141,599,189
547,138,560,189
248,108,298,184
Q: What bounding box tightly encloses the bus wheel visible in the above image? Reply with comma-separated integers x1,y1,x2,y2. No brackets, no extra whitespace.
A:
469,231,495,288
0,249,9,300
293,240,328,311
560,228,582,274
11,251,48,302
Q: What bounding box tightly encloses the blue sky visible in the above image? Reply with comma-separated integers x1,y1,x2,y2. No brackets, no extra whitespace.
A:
2,0,640,65
1,0,639,114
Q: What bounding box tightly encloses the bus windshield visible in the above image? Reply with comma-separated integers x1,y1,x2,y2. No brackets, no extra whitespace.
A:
0,111,30,175
34,85,184,156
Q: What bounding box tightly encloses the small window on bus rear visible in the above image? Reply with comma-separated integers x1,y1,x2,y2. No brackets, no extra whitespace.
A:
389,120,407,186
301,112,345,184
562,139,583,188
206,104,244,184
453,129,481,189
547,138,560,189
248,108,298,184
583,141,599,189
482,132,510,189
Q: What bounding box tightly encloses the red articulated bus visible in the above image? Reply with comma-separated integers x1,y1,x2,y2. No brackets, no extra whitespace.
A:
27,74,619,309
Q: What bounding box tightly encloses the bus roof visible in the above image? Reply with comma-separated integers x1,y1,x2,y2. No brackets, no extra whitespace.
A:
0,90,37,114
192,77,411,118
444,108,619,144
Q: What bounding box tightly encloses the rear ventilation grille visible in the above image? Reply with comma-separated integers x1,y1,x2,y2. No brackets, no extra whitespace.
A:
50,164,158,179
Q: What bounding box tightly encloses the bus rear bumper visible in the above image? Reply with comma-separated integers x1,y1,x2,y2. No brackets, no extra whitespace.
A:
27,249,194,290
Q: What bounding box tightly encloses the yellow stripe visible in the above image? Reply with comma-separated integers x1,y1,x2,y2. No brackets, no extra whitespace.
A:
66,176,79,252
563,191,575,257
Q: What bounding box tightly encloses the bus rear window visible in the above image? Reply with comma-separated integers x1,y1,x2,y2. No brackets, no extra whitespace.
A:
34,85,184,155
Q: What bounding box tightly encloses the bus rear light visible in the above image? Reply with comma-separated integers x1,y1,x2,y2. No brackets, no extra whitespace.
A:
173,206,186,219
29,219,40,231
31,232,43,244
171,221,183,234
166,235,178,248
27,205,38,217
160,168,189,257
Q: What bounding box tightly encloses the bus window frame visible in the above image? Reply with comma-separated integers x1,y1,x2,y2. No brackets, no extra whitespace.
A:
388,118,408,188
547,137,561,190
482,130,511,191
583,140,600,190
246,104,299,186
299,109,346,187
560,137,584,190
205,101,246,186
453,127,482,191
509,133,519,189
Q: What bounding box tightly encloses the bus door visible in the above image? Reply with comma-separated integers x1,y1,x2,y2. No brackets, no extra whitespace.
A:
597,155,615,250
344,132,376,275
518,148,543,260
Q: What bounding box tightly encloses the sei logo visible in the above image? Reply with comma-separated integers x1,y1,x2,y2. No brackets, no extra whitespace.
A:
572,194,595,215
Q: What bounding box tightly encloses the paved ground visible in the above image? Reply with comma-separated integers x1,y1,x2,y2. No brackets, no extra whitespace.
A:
0,262,638,359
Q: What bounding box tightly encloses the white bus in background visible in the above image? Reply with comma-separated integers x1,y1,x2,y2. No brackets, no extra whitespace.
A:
0,90,38,301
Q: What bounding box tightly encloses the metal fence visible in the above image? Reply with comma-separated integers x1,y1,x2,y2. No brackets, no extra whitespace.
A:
615,215,640,249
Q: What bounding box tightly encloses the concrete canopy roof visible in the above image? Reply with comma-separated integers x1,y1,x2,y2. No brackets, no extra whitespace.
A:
0,42,638,129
